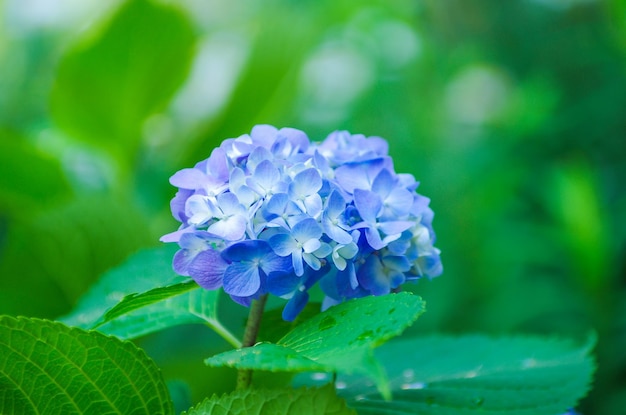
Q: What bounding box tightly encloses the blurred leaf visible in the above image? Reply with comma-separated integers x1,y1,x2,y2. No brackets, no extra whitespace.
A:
50,0,195,157
337,334,596,415
0,130,70,213
0,196,152,318
0,316,173,415
182,384,355,415
207,293,425,398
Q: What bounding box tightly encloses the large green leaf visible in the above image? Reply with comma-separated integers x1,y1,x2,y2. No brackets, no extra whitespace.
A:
50,0,195,156
334,334,595,415
182,384,355,415
206,293,425,397
0,316,173,415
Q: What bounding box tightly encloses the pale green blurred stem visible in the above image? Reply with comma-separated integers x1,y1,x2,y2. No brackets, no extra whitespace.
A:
236,294,269,390
206,320,242,349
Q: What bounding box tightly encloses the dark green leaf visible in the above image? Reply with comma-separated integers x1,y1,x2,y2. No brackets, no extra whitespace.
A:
50,0,195,156
182,384,355,415
0,316,173,415
337,334,596,415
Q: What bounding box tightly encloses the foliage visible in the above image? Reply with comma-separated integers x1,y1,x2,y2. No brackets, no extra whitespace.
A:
1,0,623,413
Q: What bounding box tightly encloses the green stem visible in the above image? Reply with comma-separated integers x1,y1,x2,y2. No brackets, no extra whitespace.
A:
236,294,269,390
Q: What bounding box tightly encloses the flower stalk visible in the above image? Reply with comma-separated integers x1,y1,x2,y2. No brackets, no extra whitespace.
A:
236,294,269,389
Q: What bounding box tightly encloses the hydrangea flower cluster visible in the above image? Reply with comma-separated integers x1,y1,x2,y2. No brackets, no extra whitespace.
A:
161,125,442,320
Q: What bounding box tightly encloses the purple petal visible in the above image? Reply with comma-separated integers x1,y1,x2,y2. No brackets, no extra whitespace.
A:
207,147,229,181
251,124,278,148
170,168,207,189
188,249,227,289
278,127,309,152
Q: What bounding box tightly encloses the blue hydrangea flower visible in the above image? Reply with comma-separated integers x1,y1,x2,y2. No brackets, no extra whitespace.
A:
162,125,442,320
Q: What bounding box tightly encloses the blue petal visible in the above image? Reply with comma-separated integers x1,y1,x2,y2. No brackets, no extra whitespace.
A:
334,158,386,193
282,290,309,322
263,193,289,218
223,262,261,297
208,215,247,241
371,168,395,198
222,240,272,262
353,189,382,223
292,217,322,242
268,233,297,256
326,190,346,217
364,227,386,250
292,249,304,276
289,168,322,198
267,271,299,296
252,159,280,191
378,220,414,236
385,187,414,216
322,217,352,244
260,251,293,275
357,255,390,296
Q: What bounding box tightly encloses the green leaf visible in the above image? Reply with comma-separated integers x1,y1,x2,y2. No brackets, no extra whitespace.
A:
60,244,184,328
336,334,596,415
0,316,173,415
96,280,200,325
207,293,425,397
50,0,195,156
94,286,230,344
182,384,355,415
60,246,240,346
207,343,330,373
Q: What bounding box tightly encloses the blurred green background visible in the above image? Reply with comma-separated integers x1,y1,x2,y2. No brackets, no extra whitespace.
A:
0,0,624,413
